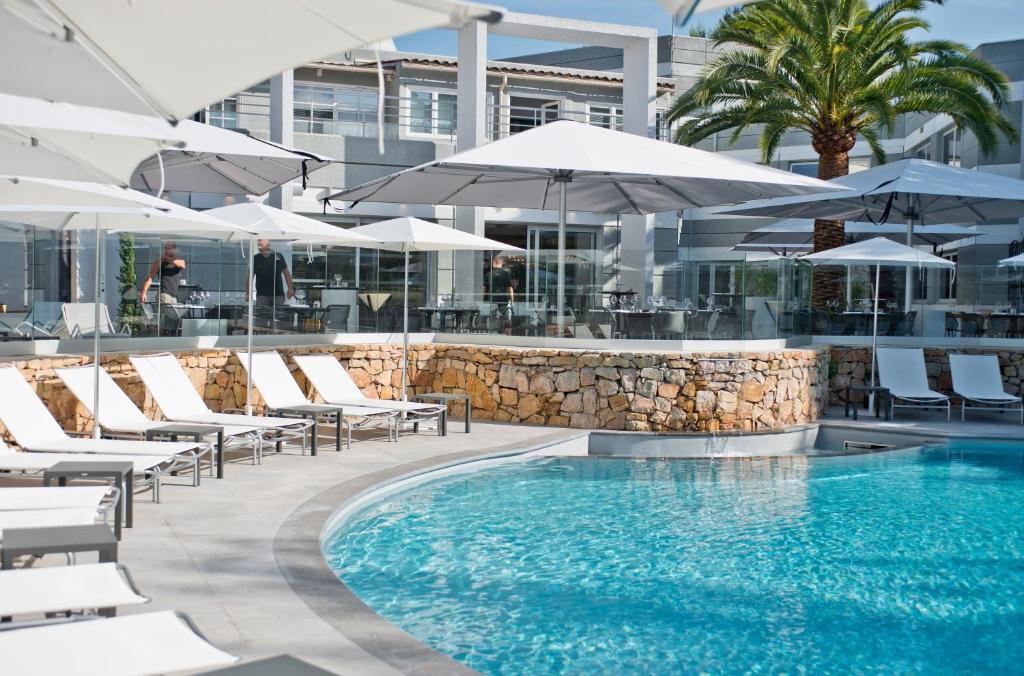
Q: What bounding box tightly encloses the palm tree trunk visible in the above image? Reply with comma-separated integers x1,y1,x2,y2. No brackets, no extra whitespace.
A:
811,149,850,309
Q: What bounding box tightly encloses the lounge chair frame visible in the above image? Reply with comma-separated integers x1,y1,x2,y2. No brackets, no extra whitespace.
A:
237,350,401,449
55,365,262,474
0,365,211,500
292,353,446,438
877,348,951,421
129,352,315,458
949,353,1024,424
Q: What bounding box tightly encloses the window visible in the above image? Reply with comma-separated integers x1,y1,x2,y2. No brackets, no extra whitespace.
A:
405,89,457,138
911,141,932,161
942,129,961,167
508,97,560,134
940,252,957,299
208,97,238,128
588,105,622,131
656,108,669,141
789,162,819,178
294,84,335,134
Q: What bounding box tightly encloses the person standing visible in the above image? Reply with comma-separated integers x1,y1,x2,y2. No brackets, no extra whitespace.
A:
249,239,295,306
486,255,514,331
140,240,186,306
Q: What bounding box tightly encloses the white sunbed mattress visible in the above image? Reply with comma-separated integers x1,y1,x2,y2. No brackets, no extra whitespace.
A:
0,562,148,616
26,437,201,457
0,610,237,675
0,452,168,474
0,486,110,511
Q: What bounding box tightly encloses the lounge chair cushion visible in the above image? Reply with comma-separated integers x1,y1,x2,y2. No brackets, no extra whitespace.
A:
0,611,237,675
950,354,1021,402
877,348,948,401
0,563,148,617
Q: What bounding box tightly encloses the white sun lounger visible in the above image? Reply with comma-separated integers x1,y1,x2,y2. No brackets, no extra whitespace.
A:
877,348,950,420
0,486,114,514
0,366,207,495
0,563,148,619
237,350,399,448
62,302,129,339
292,354,446,435
0,610,239,674
129,352,315,460
0,440,171,489
56,365,262,471
0,508,99,539
949,353,1023,423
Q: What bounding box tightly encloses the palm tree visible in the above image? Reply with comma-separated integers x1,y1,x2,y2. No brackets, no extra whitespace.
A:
668,0,1017,306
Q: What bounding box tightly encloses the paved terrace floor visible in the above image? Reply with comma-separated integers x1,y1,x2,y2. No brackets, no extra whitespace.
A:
13,409,1022,674
821,404,1024,438
106,422,570,674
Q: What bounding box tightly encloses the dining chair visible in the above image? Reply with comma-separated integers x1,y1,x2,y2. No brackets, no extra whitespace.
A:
625,313,654,340
654,310,687,340
322,304,350,333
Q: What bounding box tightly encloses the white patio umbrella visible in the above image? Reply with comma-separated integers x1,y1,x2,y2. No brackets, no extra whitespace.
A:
0,181,255,437
0,92,184,185
999,252,1024,267
0,0,502,122
347,217,522,399
723,158,1024,309
733,220,974,253
132,122,334,195
328,120,837,332
660,0,759,25
203,201,381,413
802,238,954,408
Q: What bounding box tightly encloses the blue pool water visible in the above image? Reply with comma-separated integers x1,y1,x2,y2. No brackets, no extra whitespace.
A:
323,444,1024,674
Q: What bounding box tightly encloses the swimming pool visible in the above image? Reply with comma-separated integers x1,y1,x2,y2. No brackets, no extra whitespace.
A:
323,443,1024,674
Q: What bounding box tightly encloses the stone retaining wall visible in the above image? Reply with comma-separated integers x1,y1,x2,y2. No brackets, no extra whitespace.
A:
828,347,1024,404
3,345,829,439
421,346,829,432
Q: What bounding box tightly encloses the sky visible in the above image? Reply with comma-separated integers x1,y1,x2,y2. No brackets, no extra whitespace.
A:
395,0,1023,59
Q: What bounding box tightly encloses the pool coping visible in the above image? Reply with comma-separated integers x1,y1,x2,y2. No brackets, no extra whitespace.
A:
272,429,587,675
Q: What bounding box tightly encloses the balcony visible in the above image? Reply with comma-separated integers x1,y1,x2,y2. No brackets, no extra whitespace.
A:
204,87,672,143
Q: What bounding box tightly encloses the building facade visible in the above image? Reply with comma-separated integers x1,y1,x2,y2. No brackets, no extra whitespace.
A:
2,15,1022,344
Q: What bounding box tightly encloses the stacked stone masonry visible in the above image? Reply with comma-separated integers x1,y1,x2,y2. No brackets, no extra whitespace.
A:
2,345,829,439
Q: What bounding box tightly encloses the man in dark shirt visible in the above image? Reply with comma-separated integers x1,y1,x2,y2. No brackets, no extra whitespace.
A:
486,256,514,307
249,239,295,306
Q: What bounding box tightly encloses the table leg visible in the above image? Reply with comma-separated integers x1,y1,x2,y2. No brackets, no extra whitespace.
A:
334,413,342,452
465,400,472,433
99,540,118,564
111,488,122,541
441,409,448,436
124,469,133,529
308,417,318,456
216,430,225,479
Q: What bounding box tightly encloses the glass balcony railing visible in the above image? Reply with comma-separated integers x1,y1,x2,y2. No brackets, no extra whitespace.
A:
0,225,1016,348
203,88,673,143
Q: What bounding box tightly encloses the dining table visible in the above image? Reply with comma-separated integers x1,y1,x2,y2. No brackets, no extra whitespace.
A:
416,307,478,332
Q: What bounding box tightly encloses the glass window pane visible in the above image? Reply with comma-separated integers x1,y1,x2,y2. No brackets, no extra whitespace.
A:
437,93,457,135
409,91,433,134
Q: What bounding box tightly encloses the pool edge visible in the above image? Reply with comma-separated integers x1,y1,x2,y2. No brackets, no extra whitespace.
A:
271,429,586,676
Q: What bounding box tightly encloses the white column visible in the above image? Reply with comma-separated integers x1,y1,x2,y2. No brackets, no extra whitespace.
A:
455,21,488,300
269,70,294,211
620,37,657,299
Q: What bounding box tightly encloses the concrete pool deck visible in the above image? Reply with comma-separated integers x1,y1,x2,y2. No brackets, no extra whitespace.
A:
19,408,1022,674
114,422,577,674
